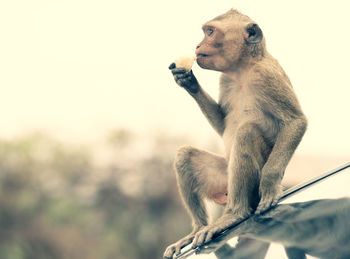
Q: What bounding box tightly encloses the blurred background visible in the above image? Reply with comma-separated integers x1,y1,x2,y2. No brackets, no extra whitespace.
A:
0,0,349,258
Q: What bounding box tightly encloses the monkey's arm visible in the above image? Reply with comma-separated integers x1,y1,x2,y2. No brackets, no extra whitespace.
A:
169,64,226,135
256,86,308,214
190,87,226,135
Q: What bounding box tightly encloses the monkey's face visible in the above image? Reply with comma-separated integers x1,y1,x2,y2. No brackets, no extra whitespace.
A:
195,21,246,72
195,12,263,72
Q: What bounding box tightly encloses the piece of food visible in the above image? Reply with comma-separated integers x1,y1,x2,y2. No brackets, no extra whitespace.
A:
174,55,196,72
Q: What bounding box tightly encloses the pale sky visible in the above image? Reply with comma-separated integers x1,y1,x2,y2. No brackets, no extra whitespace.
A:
0,0,349,156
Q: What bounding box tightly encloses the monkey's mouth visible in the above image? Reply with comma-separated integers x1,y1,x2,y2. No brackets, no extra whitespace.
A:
197,54,209,58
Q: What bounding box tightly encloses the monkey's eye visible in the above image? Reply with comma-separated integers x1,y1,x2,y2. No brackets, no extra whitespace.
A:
206,27,215,36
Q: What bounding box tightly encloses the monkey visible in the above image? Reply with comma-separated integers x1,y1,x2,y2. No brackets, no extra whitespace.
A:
163,9,307,259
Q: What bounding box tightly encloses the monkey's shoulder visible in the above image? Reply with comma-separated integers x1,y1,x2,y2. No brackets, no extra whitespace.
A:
250,57,293,90
248,60,305,121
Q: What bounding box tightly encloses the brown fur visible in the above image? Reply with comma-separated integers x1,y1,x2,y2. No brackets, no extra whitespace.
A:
164,9,307,259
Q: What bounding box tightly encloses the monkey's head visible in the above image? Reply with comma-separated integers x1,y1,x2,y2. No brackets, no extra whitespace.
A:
195,9,265,72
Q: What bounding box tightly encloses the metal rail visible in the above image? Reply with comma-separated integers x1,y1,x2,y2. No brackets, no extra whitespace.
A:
174,161,350,259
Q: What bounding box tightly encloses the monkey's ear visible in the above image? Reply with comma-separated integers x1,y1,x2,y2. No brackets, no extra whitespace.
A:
245,23,263,44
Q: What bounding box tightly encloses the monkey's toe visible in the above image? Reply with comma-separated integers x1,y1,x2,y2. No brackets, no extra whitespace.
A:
256,197,277,214
192,218,236,248
175,237,192,255
163,245,175,259
164,234,195,258
192,230,207,248
255,203,268,214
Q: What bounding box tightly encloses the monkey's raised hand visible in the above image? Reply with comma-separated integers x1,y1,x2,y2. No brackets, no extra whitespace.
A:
169,63,199,94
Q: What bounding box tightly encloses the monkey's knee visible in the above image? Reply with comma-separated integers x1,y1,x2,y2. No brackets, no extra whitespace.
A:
234,124,268,162
235,124,260,143
174,145,198,175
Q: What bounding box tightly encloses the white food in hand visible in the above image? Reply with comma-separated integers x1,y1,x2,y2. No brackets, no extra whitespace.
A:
174,56,196,72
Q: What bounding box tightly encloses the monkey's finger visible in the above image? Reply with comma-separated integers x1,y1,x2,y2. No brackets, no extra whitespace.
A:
176,79,193,88
174,73,191,81
255,200,267,214
177,79,192,88
175,245,182,255
198,231,208,247
259,204,269,213
168,62,176,69
192,233,200,248
267,193,280,207
171,68,187,75
255,207,262,214
174,74,184,80
271,197,279,207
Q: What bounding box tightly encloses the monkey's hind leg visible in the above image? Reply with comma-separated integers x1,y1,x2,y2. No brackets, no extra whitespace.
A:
192,124,269,248
163,146,227,259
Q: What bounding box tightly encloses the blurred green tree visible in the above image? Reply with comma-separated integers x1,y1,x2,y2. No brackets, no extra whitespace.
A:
0,130,193,259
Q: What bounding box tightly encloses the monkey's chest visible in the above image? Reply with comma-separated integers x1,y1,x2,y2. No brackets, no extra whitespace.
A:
219,82,274,156
222,104,258,157
221,88,257,126
220,87,275,151
222,105,278,158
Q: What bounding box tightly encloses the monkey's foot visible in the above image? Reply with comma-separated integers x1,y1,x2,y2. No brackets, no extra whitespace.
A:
255,187,281,214
163,234,195,259
255,196,279,214
192,214,243,248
